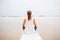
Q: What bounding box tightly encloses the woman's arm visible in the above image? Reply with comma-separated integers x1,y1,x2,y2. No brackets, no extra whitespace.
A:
22,18,26,26
33,19,37,30
33,19,37,26
22,18,26,30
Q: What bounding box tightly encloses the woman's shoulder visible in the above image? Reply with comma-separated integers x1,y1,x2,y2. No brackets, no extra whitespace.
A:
23,18,26,21
23,17,28,22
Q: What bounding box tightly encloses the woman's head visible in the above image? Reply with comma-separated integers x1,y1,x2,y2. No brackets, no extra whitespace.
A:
27,10,32,20
27,10,32,16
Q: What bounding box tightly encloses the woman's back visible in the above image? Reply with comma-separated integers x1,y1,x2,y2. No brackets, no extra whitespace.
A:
20,18,42,40
24,18,36,34
20,10,42,40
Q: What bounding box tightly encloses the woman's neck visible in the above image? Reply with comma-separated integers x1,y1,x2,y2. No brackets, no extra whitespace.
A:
28,16,32,21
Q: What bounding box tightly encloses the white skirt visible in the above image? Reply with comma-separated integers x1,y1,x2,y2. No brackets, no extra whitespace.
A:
20,33,42,40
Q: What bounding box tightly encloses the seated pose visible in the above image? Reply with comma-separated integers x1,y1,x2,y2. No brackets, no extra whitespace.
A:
22,10,37,31
20,10,42,40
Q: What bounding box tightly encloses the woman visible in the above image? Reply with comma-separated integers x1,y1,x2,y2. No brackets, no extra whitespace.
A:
20,10,42,40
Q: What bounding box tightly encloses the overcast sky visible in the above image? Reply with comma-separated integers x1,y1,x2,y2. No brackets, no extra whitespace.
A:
0,0,60,17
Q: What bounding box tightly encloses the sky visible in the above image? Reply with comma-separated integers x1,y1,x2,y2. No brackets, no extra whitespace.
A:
0,0,60,17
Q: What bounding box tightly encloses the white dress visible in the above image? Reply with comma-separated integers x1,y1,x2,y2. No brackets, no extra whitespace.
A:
20,19,42,40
